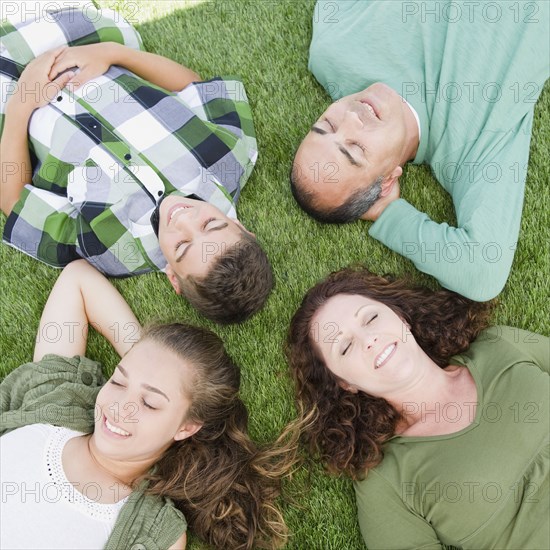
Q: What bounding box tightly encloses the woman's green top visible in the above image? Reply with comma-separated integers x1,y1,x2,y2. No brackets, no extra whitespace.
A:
355,326,549,549
0,354,187,550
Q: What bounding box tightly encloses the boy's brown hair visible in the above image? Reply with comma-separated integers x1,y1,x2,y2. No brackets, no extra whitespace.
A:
177,232,273,324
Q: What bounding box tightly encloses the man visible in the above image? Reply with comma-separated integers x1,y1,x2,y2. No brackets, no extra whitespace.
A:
292,0,549,301
1,6,272,323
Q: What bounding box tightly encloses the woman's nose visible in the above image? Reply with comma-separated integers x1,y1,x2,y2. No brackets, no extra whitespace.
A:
362,333,378,351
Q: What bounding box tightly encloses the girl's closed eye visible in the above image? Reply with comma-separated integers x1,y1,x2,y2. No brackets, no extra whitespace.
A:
141,398,157,411
110,379,124,387
342,340,352,356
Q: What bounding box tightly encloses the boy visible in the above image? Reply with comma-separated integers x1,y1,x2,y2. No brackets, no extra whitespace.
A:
1,6,272,323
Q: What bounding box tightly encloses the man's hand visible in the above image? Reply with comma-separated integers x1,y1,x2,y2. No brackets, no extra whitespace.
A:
49,43,117,90
10,47,75,113
361,179,400,222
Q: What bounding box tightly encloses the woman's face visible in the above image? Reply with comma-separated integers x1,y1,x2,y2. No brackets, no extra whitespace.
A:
93,339,201,462
311,294,424,397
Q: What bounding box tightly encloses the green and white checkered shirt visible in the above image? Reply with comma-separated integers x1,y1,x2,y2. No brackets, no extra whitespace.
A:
1,7,258,276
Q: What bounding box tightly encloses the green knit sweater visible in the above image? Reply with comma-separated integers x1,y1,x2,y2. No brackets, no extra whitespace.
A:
0,354,187,550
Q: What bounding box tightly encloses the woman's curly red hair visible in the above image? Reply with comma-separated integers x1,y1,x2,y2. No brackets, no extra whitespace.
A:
286,267,492,480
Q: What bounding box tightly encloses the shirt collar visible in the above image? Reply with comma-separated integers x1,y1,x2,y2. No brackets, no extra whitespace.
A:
401,96,421,141
149,191,206,238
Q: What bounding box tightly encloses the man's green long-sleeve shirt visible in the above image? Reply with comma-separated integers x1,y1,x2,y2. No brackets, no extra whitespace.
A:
309,0,549,301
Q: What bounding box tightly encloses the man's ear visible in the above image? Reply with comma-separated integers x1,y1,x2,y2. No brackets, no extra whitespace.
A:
174,421,202,442
338,381,359,394
233,219,256,238
166,265,182,295
380,166,403,197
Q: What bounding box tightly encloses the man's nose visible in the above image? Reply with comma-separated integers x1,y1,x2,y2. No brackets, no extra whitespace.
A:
339,109,364,133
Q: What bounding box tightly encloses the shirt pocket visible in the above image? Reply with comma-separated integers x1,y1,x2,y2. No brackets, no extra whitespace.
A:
67,161,123,223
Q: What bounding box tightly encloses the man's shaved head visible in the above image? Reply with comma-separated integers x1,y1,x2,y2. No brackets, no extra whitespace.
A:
291,83,418,223
290,160,383,223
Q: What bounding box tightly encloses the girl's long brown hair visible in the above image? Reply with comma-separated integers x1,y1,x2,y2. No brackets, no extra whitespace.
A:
136,324,301,549
286,267,492,480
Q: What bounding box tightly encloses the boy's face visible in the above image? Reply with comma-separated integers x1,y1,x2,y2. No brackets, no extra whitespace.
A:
157,195,245,292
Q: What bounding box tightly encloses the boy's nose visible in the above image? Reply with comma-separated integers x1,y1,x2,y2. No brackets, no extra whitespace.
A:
173,210,196,233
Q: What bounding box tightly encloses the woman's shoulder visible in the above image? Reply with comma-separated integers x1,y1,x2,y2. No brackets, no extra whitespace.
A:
455,326,548,367
353,453,403,499
1,355,104,436
109,487,187,549
2,353,105,393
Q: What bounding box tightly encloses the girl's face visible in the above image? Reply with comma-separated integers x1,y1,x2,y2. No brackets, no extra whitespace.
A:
311,294,425,397
93,340,201,463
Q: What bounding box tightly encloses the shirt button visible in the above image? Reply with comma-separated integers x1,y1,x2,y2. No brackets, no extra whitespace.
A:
124,153,132,161
157,191,163,196
68,196,73,202
57,96,62,102
89,123,98,129
81,372,93,386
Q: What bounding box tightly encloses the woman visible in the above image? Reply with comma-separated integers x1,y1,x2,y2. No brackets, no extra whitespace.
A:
287,267,549,549
1,260,296,550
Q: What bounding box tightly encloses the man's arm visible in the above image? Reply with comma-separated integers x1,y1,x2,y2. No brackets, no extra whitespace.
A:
49,43,201,92
34,260,141,362
368,127,534,302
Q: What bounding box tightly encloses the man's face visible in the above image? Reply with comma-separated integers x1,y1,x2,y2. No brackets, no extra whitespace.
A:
294,83,408,211
158,195,245,291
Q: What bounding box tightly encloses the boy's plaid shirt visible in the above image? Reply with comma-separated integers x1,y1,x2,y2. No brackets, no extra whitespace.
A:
0,8,258,276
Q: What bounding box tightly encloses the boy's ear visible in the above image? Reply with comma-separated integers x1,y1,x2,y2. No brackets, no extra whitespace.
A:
233,219,256,238
166,265,182,295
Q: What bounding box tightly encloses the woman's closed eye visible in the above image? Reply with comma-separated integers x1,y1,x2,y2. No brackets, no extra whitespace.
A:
342,315,378,355
363,314,378,326
110,379,124,387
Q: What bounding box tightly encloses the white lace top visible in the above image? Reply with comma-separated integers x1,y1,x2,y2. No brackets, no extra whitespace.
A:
1,424,128,549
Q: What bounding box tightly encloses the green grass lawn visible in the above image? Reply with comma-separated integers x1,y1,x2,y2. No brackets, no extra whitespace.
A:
1,1,549,548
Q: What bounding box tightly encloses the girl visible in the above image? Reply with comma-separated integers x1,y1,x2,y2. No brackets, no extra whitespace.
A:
1,260,295,549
